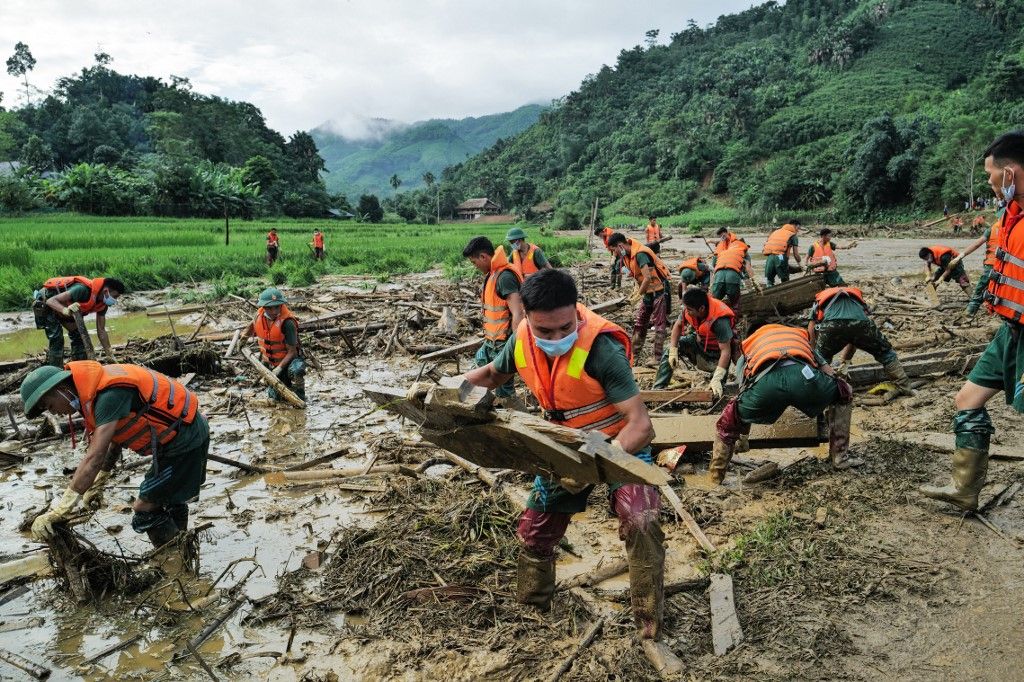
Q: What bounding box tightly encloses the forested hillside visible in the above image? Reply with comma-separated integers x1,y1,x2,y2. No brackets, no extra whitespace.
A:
0,53,335,217
311,104,544,198
426,0,1024,226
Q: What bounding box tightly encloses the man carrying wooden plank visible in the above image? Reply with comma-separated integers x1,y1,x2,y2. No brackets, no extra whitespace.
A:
607,232,673,363
463,268,667,643
593,224,622,288
463,236,525,399
20,362,208,548
919,244,972,294
712,323,855,484
506,227,552,278
654,288,736,396
762,221,801,287
806,228,846,286
921,132,1024,511
711,230,760,310
806,287,913,396
240,288,307,401
33,275,125,367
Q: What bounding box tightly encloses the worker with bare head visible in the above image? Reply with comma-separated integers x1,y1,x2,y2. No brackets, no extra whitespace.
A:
921,130,1024,511
762,220,801,287
710,228,760,310
919,244,971,294
464,268,666,644
654,287,736,397
34,275,125,367
607,232,673,363
807,228,846,286
645,215,662,244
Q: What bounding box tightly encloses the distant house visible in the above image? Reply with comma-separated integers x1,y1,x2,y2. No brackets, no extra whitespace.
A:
326,208,355,220
530,201,554,218
0,161,23,177
455,198,502,221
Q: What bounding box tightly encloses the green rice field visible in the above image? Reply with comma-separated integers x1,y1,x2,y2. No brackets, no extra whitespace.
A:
0,214,588,311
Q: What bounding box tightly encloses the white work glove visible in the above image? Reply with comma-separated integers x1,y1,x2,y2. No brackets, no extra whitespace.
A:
708,366,727,399
668,346,679,370
82,470,111,510
822,256,831,265
64,302,81,316
406,381,434,401
31,487,82,541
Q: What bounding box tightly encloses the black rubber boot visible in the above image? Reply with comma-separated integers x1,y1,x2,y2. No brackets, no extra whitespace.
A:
132,509,180,549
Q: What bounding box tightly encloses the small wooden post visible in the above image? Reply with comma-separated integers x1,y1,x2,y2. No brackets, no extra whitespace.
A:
71,310,95,360
240,348,305,409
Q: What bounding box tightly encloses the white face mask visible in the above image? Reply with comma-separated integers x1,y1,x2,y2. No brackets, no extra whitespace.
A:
60,388,80,413
1002,169,1016,202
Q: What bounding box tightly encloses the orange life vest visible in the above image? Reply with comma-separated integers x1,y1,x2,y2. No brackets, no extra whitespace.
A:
985,200,1024,322
678,257,706,273
513,303,632,437
741,324,817,378
715,240,749,273
715,232,738,257
813,287,866,321
646,223,662,243
600,227,614,251
809,240,837,271
684,296,736,353
312,232,324,248
763,224,797,256
253,305,301,366
68,361,199,457
924,245,958,264
623,240,671,292
511,243,541,277
482,246,522,343
42,276,109,316
985,222,1001,268
267,232,279,248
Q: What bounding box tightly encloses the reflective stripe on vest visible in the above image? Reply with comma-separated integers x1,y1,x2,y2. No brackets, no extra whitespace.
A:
512,243,540,277
763,225,796,255
482,246,522,342
741,324,816,378
715,240,749,273
813,287,865,321
254,305,300,365
986,200,1024,322
684,296,735,353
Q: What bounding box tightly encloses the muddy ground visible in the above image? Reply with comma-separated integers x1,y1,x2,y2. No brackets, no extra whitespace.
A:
1,229,1022,681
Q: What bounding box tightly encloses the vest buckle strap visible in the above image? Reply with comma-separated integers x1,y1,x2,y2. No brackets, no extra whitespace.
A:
543,409,567,422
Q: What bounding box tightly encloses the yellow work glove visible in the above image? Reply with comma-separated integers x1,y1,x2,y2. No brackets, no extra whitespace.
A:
406,381,434,401
667,346,679,370
64,302,81,316
709,366,727,400
627,286,643,304
31,487,82,541
836,360,849,376
82,470,111,510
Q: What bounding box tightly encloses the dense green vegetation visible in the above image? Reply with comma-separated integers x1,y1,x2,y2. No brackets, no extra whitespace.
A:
402,0,1024,227
311,104,544,198
0,214,586,311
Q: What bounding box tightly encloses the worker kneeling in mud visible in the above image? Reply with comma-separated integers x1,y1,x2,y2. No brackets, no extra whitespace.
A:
464,268,666,641
654,288,736,397
807,286,913,397
20,362,209,548
242,287,306,402
712,323,856,484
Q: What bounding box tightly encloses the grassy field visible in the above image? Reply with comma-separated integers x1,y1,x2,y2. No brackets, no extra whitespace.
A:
0,214,588,311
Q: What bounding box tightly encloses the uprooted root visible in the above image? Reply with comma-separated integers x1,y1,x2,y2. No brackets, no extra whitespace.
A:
48,524,164,603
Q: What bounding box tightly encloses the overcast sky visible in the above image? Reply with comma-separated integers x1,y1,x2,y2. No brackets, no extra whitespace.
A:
1,1,755,138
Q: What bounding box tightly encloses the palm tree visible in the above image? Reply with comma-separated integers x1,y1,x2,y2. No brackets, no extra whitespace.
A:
389,174,402,191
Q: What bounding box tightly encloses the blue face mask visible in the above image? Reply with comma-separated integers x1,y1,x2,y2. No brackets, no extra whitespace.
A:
534,329,579,358
103,293,117,307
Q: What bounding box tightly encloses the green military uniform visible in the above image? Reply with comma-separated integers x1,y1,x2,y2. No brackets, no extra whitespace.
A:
476,270,522,398
36,283,92,367
811,296,896,364
711,267,744,304
653,318,733,387
764,233,798,286
967,226,994,315
735,360,841,424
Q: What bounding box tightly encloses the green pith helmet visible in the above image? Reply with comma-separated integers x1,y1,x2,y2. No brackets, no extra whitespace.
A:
258,287,287,308
680,268,696,283
21,365,71,418
506,227,527,242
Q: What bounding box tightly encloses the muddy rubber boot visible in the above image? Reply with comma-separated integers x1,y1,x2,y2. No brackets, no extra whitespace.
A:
651,330,667,364
625,520,665,640
828,400,862,469
132,510,180,549
652,349,673,389
168,504,189,531
290,372,306,402
919,447,989,511
516,548,555,612
882,358,914,397
709,435,734,484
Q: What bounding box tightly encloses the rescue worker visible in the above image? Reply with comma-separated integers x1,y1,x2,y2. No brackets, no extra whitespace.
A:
463,236,525,399
711,323,856,484
711,235,760,310
807,228,846,286
956,221,1000,316
34,276,125,367
645,215,663,244
921,131,1024,511
971,214,987,235
311,229,325,261
677,256,711,297
807,287,913,396
654,287,735,393
20,362,208,548
463,268,666,645
919,244,971,294
594,225,621,288
241,288,306,402
267,228,280,266
506,227,551,278
762,221,801,287
607,232,673,363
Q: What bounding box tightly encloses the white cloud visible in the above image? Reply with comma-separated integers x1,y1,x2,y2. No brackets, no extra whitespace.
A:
0,0,755,135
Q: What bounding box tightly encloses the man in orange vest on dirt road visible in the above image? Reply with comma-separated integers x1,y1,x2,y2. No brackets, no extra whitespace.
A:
645,215,663,244
919,244,971,294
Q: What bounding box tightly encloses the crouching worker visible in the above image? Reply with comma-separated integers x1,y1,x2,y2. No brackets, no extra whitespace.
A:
654,288,735,394
20,362,208,548
711,324,856,484
463,268,666,642
242,287,306,402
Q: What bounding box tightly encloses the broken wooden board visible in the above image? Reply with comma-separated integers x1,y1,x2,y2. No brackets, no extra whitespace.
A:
847,350,984,387
865,431,1023,461
240,348,305,409
710,573,744,656
742,273,826,320
651,409,821,450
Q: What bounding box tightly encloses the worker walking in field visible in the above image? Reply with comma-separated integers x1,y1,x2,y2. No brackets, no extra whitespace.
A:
463,236,525,399
955,221,1000,316
594,225,622,288
711,323,856,484
645,215,663,245
677,256,711,297
34,275,125,367
607,232,673,363
311,229,325,261
921,132,1024,511
463,268,673,664
806,287,913,396
920,244,971,294
241,288,307,402
20,361,209,549
711,231,760,310
507,227,552,278
654,288,736,395
807,228,846,286
762,220,801,287
267,228,280,266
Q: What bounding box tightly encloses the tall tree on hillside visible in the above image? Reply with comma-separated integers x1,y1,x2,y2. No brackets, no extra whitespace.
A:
285,131,326,184
358,193,384,223
6,42,36,106
389,173,402,191
422,171,434,188
938,117,998,207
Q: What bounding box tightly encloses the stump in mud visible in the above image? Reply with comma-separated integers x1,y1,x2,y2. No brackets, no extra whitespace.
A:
47,525,164,603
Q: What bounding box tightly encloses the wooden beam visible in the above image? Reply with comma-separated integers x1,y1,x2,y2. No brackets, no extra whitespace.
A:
742,273,826,320
240,348,305,409
419,337,483,361
847,351,983,386
710,573,744,656
659,484,715,553
650,410,821,450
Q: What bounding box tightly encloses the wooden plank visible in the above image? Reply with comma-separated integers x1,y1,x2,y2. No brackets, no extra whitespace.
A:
847,352,983,386
651,410,820,450
419,337,483,361
71,310,96,360
659,484,715,552
742,273,826,320
710,573,744,656
578,431,670,486
639,389,714,404
224,329,242,358
240,348,305,409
